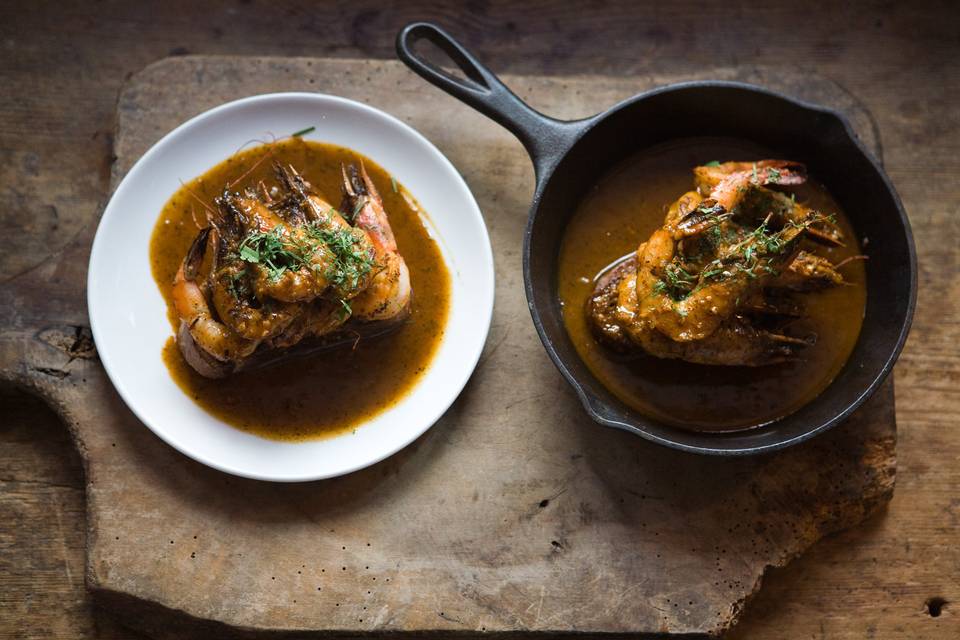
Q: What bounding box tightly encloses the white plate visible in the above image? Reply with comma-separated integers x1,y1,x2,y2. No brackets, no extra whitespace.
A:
87,93,494,482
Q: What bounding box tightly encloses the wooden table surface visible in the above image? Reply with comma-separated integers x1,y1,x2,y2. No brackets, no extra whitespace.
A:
1,1,957,638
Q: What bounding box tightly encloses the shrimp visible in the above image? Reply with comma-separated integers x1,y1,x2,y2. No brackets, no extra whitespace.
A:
703,161,806,211
218,190,334,304
271,164,380,303
771,250,863,290
209,258,299,341
695,160,845,245
617,188,805,343
171,228,258,376
590,255,811,365
339,164,412,322
587,159,854,366
618,227,797,343
270,299,350,349
170,160,414,377
203,195,301,340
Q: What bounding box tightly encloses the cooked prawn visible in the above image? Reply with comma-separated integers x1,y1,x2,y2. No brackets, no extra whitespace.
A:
340,164,412,322
171,228,258,366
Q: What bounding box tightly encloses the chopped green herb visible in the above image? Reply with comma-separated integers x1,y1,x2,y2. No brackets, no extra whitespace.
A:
237,219,377,290
701,267,723,280
390,176,398,193
666,208,836,300
291,126,316,138
238,224,308,281
305,225,378,291
704,160,721,167
238,244,260,263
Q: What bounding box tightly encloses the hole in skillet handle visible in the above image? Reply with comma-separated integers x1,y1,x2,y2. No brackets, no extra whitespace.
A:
395,22,494,95
396,21,589,180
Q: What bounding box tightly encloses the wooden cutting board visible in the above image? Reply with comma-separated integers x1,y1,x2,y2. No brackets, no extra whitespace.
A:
1,56,895,638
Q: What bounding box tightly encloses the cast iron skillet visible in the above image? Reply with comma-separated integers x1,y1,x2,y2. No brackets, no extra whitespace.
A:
396,22,917,455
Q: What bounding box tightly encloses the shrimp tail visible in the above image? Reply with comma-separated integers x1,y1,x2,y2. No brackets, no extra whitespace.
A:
340,163,367,222
182,226,211,281
176,320,234,378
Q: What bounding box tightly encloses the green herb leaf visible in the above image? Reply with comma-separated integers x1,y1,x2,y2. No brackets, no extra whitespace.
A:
704,160,721,167
239,244,260,263
291,126,316,138
390,176,398,193
305,224,378,292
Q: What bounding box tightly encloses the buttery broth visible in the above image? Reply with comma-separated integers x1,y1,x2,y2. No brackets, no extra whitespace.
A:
557,138,867,432
150,138,451,441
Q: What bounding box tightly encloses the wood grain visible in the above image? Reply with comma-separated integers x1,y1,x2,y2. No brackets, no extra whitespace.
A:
0,1,957,639
0,387,145,640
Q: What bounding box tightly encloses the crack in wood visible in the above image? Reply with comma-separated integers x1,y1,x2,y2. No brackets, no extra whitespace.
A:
35,325,96,362
32,366,71,379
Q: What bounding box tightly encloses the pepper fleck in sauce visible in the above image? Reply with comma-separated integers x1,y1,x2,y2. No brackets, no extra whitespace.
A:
557,138,867,432
150,138,451,441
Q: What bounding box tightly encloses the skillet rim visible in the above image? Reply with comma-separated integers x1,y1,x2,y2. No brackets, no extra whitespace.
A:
521,80,918,456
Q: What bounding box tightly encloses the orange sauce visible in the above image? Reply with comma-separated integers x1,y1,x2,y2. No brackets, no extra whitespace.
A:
150,138,450,441
557,138,867,431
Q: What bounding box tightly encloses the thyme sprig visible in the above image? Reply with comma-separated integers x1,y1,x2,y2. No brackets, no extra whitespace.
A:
653,211,834,302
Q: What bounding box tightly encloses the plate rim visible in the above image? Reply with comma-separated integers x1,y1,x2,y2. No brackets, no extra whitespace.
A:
87,91,495,482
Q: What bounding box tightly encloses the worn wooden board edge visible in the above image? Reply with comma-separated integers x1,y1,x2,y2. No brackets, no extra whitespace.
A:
81,402,895,640
0,55,896,639
84,416,895,640
6,360,894,640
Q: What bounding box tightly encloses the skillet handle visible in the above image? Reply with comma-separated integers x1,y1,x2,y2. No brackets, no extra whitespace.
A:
396,22,588,183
